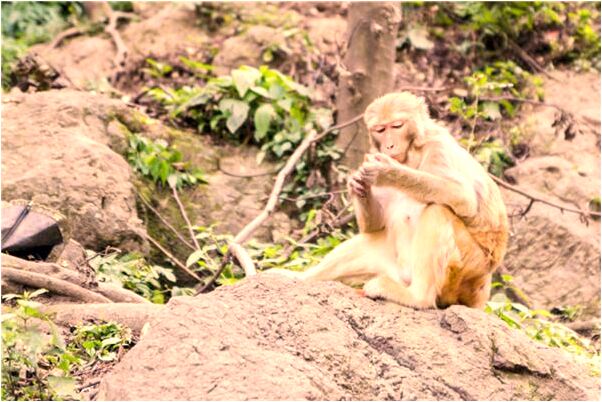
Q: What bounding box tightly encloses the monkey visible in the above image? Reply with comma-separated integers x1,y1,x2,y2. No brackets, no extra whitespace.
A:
269,92,508,309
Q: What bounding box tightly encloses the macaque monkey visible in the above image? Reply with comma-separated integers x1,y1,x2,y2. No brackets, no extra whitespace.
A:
271,92,508,309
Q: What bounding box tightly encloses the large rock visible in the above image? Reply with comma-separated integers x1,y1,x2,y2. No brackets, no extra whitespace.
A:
1,90,147,251
96,275,599,401
501,70,600,318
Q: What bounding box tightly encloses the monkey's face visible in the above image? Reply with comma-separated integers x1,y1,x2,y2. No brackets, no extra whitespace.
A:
368,118,418,163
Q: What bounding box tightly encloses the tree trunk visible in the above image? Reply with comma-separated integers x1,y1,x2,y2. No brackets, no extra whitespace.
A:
335,2,402,168
82,1,112,22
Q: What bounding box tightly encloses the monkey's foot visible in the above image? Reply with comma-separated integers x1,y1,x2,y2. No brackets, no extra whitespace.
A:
362,277,389,301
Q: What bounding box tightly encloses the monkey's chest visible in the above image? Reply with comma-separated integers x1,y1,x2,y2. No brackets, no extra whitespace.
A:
373,187,426,244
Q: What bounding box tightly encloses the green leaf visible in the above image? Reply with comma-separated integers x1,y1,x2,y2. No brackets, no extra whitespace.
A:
186,249,206,267
481,101,502,120
231,66,262,98
47,376,77,398
250,86,272,98
254,104,275,141
219,99,250,133
100,336,122,347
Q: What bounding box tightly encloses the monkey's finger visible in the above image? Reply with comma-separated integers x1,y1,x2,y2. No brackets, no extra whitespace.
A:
350,181,367,197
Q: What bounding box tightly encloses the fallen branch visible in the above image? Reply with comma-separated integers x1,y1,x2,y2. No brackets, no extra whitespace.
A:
50,26,85,48
141,231,203,282
489,174,601,219
136,190,195,251
507,39,556,81
196,115,363,293
170,184,201,250
2,267,112,303
105,11,135,69
97,283,151,304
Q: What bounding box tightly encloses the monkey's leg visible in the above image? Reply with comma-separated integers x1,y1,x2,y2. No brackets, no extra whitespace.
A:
296,230,398,283
364,205,461,308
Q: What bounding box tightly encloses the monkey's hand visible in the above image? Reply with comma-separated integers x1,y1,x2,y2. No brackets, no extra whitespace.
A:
360,153,401,184
347,170,371,198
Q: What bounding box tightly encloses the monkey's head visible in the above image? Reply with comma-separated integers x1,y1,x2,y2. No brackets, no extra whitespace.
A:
364,92,429,163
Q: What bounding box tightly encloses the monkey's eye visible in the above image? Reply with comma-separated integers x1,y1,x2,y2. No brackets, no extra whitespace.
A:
373,127,386,134
392,123,404,129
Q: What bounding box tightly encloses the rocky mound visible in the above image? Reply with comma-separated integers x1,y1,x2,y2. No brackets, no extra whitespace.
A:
1,90,147,252
502,70,601,318
96,275,599,401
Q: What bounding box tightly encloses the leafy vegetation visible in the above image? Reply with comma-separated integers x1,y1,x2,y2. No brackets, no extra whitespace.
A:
416,2,602,68
87,250,190,304
2,290,80,400
488,275,600,375
68,322,131,363
148,65,340,212
126,133,207,189
1,1,83,89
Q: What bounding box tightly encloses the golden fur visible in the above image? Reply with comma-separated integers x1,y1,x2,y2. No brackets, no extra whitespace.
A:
270,92,508,309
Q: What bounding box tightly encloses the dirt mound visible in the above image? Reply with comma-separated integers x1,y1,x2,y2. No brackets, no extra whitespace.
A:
1,90,147,252
96,275,599,401
502,70,601,318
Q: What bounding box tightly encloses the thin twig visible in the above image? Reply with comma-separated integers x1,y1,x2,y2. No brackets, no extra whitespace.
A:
282,211,355,261
397,85,449,92
197,252,232,294
170,184,201,251
141,231,203,282
136,190,195,251
281,190,348,203
196,115,364,294
489,174,601,219
507,39,556,81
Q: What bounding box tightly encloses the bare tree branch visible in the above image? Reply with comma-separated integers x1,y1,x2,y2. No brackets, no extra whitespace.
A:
2,267,112,303
170,184,201,251
136,190,196,251
489,174,600,219
140,231,203,282
196,115,364,294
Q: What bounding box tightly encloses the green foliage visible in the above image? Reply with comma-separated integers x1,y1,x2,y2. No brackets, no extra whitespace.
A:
185,225,244,287
486,293,600,374
467,139,515,177
126,133,207,189
88,250,178,304
1,1,82,89
148,65,339,210
109,2,133,12
68,322,131,363
2,290,80,400
449,61,542,125
447,2,601,67
144,58,173,79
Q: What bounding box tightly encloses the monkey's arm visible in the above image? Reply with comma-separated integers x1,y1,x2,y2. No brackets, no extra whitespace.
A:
375,165,478,219
352,192,385,233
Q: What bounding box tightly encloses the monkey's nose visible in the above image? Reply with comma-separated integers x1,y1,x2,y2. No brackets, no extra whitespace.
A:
386,144,395,150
